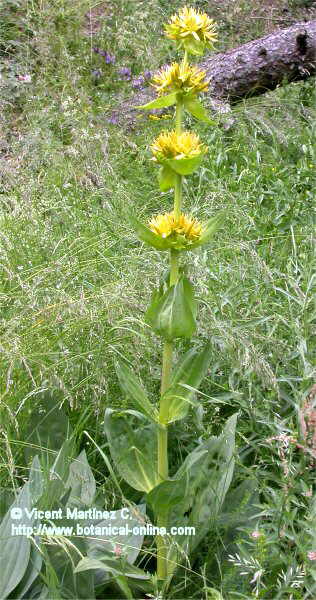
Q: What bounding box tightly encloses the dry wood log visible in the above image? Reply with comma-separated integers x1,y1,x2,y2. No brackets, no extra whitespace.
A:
111,20,316,125
200,19,316,102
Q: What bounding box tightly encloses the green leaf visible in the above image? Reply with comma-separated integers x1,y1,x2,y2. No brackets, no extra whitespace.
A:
162,344,212,423
180,37,205,56
0,489,15,521
12,542,42,600
191,211,225,248
145,275,197,341
147,478,186,515
74,556,150,580
28,455,43,505
24,392,72,466
184,96,213,123
157,165,177,191
164,153,204,175
44,514,94,599
40,438,75,509
104,409,159,493
167,414,238,577
135,92,177,110
218,478,259,531
27,585,49,599
178,413,238,540
0,483,33,599
115,360,158,423
147,450,206,514
80,503,149,594
66,450,96,507
115,575,134,600
129,215,170,251
86,504,147,572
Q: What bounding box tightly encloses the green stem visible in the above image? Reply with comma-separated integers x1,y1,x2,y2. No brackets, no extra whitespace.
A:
156,83,184,585
174,97,183,221
156,340,172,581
174,174,182,220
175,99,183,134
170,249,179,286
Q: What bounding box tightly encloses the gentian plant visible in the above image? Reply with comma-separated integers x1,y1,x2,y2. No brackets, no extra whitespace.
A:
0,8,239,599
104,5,238,592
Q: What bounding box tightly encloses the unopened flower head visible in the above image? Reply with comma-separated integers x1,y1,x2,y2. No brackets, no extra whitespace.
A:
151,62,209,97
149,211,203,249
165,6,218,55
151,130,207,162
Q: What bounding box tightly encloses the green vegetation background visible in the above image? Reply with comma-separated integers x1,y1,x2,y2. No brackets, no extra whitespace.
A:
0,0,315,597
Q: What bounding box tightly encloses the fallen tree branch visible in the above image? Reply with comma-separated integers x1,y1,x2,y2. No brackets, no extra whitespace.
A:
200,19,316,101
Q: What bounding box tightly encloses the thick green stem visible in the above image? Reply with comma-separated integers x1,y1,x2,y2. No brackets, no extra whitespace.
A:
157,82,184,584
174,91,183,220
156,259,181,582
170,249,179,286
156,340,172,581
174,174,182,220
175,99,183,134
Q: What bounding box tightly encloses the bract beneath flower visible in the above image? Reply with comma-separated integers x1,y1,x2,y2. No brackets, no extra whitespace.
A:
148,211,203,250
131,211,224,252
163,154,204,175
151,130,207,175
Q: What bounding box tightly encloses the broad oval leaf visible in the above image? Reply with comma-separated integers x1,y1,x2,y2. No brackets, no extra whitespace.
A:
163,154,204,176
104,409,159,493
167,414,238,576
12,541,42,600
157,165,177,191
147,449,206,514
180,37,206,56
74,556,150,580
190,211,225,248
24,392,72,466
66,449,96,507
130,215,170,251
184,96,213,123
135,92,178,110
0,482,33,599
161,343,212,423
86,504,147,576
145,275,197,341
174,413,238,535
40,437,75,509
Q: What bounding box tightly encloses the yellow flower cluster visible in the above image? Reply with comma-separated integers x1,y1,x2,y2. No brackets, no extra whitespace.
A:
151,62,209,97
149,211,203,241
165,6,217,50
151,130,207,161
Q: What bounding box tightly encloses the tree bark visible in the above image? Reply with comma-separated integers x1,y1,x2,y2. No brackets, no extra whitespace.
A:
200,19,316,102
111,20,316,125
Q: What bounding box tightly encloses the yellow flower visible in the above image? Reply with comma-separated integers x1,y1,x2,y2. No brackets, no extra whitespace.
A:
165,6,217,55
149,211,203,246
151,61,209,97
151,130,207,161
